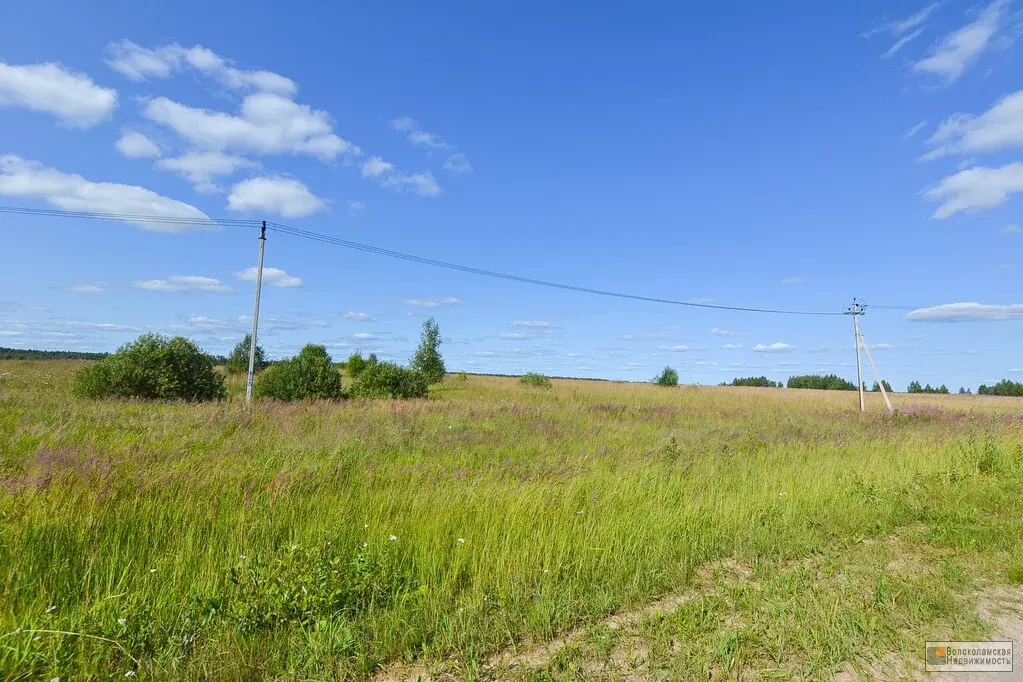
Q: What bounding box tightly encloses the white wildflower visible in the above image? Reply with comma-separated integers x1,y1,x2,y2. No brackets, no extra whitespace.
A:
33,636,41,641
125,672,136,678
457,538,465,544
389,535,398,542
46,605,56,613
118,618,127,626
149,569,156,573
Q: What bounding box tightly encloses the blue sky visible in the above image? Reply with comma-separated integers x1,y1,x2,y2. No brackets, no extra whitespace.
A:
0,0,1021,389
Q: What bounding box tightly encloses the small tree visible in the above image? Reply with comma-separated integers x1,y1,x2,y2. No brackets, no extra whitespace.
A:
73,333,226,401
907,380,923,394
344,352,369,379
253,344,342,401
411,317,445,384
226,334,267,375
350,362,428,399
520,372,552,388
871,380,893,393
654,366,679,387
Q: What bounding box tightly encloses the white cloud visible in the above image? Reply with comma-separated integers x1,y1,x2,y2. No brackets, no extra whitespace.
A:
350,332,376,341
408,130,450,150
0,61,116,128
510,320,555,329
913,0,1007,83
347,200,366,215
343,311,374,321
905,302,1023,321
0,155,212,232
661,344,704,352
754,343,795,352
617,333,665,341
235,266,303,288
361,156,394,178
115,131,161,159
903,120,928,139
443,152,473,174
227,176,325,218
924,163,1023,218
923,90,1023,160
1002,224,1021,234
781,277,805,285
142,93,348,161
863,4,939,58
390,116,418,132
711,328,746,336
61,282,106,294
157,151,253,193
133,275,233,294
383,171,442,197
722,343,743,349
499,332,528,340
882,28,926,59
404,297,461,308
105,41,296,96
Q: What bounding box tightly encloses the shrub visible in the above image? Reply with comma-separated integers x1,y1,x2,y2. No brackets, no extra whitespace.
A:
456,372,469,383
787,374,856,391
253,344,342,401
226,334,267,375
350,362,428,399
411,317,445,384
729,376,781,388
978,380,1023,397
520,372,552,388
653,367,679,387
72,333,226,401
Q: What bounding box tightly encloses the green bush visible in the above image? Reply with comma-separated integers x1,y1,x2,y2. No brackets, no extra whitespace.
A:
979,380,1023,396
653,367,679,387
350,362,428,399
72,333,226,401
344,352,378,379
225,334,267,375
728,376,781,388
520,372,552,388
253,344,342,401
411,317,445,384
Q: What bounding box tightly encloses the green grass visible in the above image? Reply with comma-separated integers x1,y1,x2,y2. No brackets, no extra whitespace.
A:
1,360,1022,680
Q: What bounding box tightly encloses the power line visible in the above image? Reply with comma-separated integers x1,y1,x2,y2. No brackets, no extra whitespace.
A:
0,205,261,228
267,221,845,316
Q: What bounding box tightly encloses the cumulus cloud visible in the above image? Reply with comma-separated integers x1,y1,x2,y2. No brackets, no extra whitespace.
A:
905,302,1023,321
924,90,1023,160
0,61,116,128
115,131,161,159
142,93,349,162
235,266,302,288
105,41,296,96
343,311,374,321
133,275,233,294
158,151,253,193
913,0,1007,83
924,163,1023,218
404,297,461,308
754,342,795,352
227,176,325,218
361,156,394,178
0,155,213,232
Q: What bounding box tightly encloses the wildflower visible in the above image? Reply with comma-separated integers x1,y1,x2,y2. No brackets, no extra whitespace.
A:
51,678,60,682
240,554,247,560
543,569,549,574
575,510,584,515
33,636,41,641
779,492,788,497
125,672,136,678
389,535,398,542
457,538,465,544
46,605,56,613
118,618,127,626
290,544,298,551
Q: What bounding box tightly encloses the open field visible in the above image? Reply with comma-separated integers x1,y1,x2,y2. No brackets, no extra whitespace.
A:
2,360,1023,680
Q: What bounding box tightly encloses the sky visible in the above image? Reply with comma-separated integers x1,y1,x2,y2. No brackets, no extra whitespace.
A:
0,0,1021,390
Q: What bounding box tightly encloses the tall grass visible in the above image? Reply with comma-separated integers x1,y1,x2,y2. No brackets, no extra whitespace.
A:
0,361,1021,679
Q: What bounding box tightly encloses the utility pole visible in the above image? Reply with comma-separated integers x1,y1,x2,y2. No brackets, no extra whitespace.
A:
245,221,266,404
846,298,866,412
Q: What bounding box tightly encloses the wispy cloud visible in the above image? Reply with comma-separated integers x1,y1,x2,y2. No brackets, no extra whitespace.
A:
510,320,555,329
132,275,233,294
347,200,366,216
342,311,374,321
923,89,1023,160
722,343,744,350
905,302,1023,321
912,0,1007,83
903,120,928,139
404,297,461,308
389,116,472,175
1002,224,1021,234
235,266,302,288
924,163,1023,218
660,344,705,352
863,4,939,58
711,328,746,336
617,333,665,341
60,281,106,294
781,277,805,285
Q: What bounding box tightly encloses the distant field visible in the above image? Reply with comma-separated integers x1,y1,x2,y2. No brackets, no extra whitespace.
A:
1,360,1022,680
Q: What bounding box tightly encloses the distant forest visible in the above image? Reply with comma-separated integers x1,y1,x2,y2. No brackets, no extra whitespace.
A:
0,347,109,361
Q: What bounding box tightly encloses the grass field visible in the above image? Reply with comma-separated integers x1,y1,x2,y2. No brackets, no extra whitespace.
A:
1,360,1022,680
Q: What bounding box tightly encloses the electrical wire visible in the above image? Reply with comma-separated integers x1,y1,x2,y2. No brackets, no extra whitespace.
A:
0,205,261,228
267,221,846,316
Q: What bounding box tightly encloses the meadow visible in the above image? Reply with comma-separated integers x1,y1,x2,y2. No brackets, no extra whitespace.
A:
1,359,1022,680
